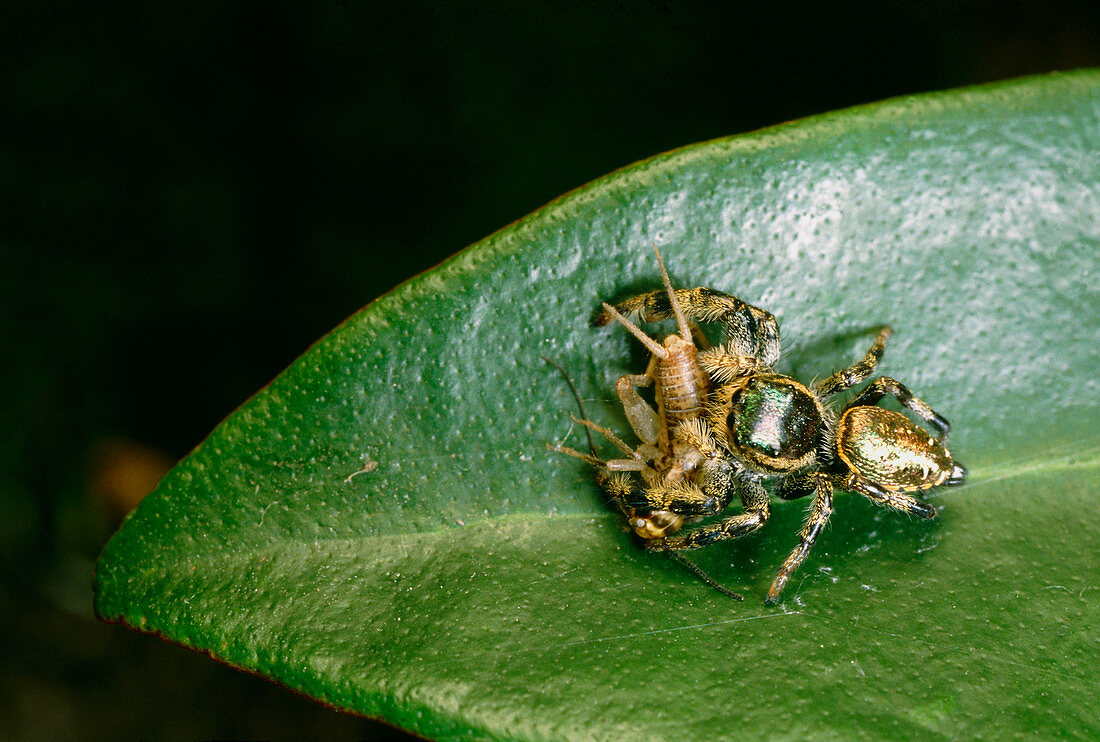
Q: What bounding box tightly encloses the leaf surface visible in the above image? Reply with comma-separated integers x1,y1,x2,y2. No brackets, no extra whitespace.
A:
95,71,1100,740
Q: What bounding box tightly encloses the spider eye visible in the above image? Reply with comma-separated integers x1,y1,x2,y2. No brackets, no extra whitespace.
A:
729,377,820,463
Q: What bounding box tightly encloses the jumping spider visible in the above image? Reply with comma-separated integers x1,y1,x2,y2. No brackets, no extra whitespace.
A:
560,253,967,603
682,326,967,602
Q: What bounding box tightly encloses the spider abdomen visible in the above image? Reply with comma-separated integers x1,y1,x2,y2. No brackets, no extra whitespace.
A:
836,406,956,491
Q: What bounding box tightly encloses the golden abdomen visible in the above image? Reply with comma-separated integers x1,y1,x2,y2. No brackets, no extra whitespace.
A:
837,406,955,491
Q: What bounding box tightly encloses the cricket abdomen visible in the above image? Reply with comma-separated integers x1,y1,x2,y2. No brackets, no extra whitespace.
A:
656,335,710,430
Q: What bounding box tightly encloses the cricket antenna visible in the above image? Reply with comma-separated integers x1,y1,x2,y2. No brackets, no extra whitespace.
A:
599,302,669,359
669,551,744,601
652,243,692,344
542,355,596,455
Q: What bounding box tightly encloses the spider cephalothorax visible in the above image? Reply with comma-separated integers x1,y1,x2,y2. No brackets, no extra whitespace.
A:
708,372,826,475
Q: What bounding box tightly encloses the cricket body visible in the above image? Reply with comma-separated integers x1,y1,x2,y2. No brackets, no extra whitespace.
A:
585,246,779,543
595,248,711,513
642,324,709,478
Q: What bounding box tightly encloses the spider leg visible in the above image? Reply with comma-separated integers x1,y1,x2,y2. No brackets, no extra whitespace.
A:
594,469,642,518
598,288,780,367
644,478,770,550
622,477,725,517
841,473,937,519
697,346,763,384
573,453,738,608
813,326,892,398
775,471,819,501
766,472,835,604
845,376,951,441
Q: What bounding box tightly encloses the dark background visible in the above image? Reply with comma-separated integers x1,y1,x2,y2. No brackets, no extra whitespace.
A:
2,2,1097,739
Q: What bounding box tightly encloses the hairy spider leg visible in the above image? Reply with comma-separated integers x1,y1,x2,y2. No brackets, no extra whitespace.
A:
845,376,951,441
766,472,834,604
840,474,937,519
598,287,781,367
643,477,770,550
813,326,892,398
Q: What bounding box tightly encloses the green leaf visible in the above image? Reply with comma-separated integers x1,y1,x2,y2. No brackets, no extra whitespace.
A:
95,70,1100,739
